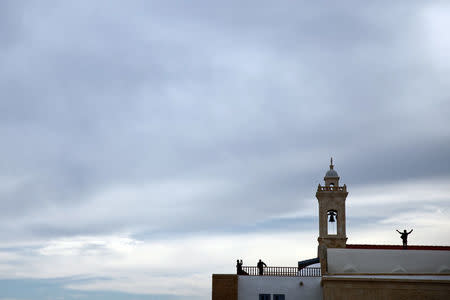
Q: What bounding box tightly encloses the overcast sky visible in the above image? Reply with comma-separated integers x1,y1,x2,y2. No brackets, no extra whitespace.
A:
1,1,450,299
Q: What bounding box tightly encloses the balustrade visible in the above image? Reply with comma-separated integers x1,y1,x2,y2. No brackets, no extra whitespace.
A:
241,266,321,277
317,185,346,192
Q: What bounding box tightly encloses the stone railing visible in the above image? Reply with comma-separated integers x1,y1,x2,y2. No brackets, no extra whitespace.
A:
317,185,346,192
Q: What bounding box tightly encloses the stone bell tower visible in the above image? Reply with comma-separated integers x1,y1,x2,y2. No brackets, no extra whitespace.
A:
316,158,348,273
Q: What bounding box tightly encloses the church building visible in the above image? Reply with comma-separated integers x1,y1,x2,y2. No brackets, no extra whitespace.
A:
212,160,450,300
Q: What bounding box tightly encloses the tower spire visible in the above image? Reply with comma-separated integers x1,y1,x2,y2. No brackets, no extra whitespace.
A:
330,157,334,169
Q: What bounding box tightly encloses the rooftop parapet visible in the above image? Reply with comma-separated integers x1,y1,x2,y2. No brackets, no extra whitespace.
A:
240,266,321,277
317,184,347,192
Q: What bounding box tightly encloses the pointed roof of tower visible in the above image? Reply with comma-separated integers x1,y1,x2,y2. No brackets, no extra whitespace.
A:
325,157,339,178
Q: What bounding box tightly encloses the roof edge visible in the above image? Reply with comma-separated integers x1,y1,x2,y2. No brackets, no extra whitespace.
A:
346,244,450,251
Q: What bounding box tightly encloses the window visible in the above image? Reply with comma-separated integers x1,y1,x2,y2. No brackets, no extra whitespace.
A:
327,210,337,235
273,295,285,300
259,294,270,300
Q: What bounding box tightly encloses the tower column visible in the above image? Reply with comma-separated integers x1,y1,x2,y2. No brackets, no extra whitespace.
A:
316,159,348,274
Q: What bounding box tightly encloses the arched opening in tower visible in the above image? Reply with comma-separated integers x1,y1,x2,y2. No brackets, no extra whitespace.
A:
327,210,337,235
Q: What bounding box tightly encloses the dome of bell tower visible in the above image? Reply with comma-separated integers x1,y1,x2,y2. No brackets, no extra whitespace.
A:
325,168,339,178
325,157,339,178
323,158,340,187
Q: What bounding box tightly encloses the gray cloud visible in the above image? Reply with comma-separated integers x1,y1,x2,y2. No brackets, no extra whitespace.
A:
0,0,449,247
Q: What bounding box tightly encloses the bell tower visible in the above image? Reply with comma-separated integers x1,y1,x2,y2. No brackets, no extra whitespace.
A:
316,158,348,273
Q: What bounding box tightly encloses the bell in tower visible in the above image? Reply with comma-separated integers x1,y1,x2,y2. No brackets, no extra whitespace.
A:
328,210,337,223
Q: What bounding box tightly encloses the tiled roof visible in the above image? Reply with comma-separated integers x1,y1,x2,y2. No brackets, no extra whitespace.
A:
346,244,450,251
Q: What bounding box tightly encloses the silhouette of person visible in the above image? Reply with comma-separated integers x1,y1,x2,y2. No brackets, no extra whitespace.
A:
396,229,413,249
257,259,267,275
236,259,248,275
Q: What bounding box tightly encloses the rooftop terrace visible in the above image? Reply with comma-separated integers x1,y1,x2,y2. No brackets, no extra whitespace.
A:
241,266,321,277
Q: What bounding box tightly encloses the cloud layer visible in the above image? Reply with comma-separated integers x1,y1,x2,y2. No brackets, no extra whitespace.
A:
0,1,449,299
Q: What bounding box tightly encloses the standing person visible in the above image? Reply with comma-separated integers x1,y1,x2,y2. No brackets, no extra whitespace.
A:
236,259,248,275
396,229,413,249
257,259,267,275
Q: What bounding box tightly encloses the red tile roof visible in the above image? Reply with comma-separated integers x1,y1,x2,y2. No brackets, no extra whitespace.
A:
346,244,450,251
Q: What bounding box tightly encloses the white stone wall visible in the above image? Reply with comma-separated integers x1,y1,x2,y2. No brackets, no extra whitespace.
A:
238,276,322,300
327,249,450,274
